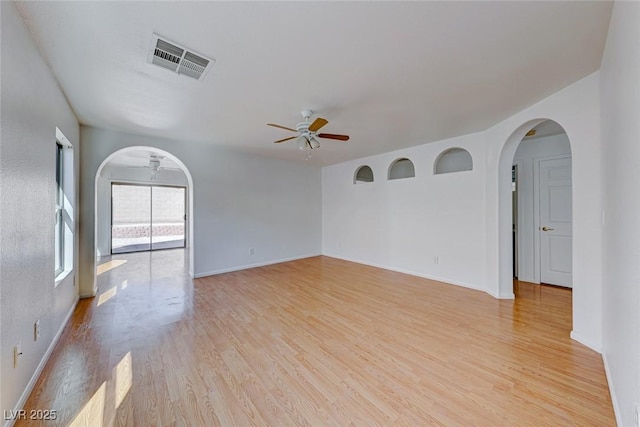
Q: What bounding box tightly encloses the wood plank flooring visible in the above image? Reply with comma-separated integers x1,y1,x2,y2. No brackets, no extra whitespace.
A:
17,251,614,426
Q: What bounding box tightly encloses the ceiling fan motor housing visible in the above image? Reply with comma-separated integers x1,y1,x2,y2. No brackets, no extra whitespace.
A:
296,122,310,132
149,159,161,170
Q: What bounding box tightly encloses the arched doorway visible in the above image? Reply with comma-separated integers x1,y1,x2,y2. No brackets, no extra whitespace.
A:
512,120,573,288
499,119,574,298
94,146,195,281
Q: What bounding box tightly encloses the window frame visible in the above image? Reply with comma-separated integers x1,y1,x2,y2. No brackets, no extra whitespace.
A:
55,141,65,277
54,129,74,285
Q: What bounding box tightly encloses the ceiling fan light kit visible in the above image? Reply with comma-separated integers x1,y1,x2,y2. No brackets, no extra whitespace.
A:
125,154,183,179
267,110,350,158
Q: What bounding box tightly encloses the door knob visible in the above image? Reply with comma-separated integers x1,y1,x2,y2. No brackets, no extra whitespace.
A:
540,226,554,231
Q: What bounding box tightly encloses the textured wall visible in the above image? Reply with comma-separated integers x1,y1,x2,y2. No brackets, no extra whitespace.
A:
0,1,79,418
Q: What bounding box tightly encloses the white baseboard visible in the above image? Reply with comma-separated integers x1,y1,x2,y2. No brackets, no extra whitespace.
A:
323,253,486,293
4,296,79,427
485,289,516,300
570,330,602,353
193,253,322,278
602,352,623,427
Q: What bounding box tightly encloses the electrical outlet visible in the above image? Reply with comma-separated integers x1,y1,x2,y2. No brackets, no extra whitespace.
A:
14,342,22,368
249,248,255,255
34,320,40,341
433,256,439,264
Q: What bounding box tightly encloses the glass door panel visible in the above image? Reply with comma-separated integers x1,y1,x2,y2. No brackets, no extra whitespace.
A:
151,186,186,250
111,184,151,253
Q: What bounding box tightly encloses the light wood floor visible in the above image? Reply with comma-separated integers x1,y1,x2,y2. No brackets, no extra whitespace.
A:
19,251,614,426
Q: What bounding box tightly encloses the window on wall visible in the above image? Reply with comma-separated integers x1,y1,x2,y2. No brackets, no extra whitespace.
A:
55,129,74,284
55,142,64,276
388,158,415,180
354,165,374,183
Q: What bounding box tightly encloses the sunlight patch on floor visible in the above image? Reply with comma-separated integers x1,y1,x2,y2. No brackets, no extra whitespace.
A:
97,259,127,276
68,382,106,427
114,351,133,409
66,352,135,426
97,286,117,307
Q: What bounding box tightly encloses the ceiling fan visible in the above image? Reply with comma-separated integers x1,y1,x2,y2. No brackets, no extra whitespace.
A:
129,154,182,179
267,110,349,150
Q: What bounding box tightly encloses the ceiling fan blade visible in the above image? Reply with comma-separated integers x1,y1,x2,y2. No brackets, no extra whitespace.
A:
274,136,298,144
317,133,350,141
308,117,328,132
267,123,297,132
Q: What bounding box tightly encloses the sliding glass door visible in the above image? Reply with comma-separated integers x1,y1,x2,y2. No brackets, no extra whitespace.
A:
111,184,186,254
151,186,186,250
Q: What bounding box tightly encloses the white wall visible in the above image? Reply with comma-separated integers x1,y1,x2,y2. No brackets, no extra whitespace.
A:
96,165,188,256
79,126,322,296
0,1,79,421
324,72,604,353
600,1,640,425
3,1,631,421
513,133,572,283
486,73,603,351
323,133,487,290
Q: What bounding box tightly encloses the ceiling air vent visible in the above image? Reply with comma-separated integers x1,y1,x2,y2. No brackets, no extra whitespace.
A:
147,34,214,81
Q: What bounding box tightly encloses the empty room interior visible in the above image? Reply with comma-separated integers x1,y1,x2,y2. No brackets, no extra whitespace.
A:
1,1,639,426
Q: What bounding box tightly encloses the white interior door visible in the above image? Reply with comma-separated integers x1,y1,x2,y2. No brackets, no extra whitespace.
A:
538,157,572,287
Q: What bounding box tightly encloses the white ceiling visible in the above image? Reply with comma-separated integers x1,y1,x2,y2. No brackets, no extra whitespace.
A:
16,1,612,166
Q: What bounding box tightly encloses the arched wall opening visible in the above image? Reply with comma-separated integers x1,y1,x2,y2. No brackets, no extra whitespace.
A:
93,146,195,287
434,147,473,175
388,158,415,180
498,118,574,304
354,165,374,183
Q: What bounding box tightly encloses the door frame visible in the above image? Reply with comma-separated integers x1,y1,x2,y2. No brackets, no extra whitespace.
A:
533,153,572,285
110,181,188,254
512,161,524,279
92,146,195,299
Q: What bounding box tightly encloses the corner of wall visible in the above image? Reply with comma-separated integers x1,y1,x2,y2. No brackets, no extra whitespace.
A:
570,330,602,354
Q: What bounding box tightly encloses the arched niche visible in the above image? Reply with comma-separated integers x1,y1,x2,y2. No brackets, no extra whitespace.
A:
388,158,415,180
354,165,374,183
434,148,473,174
